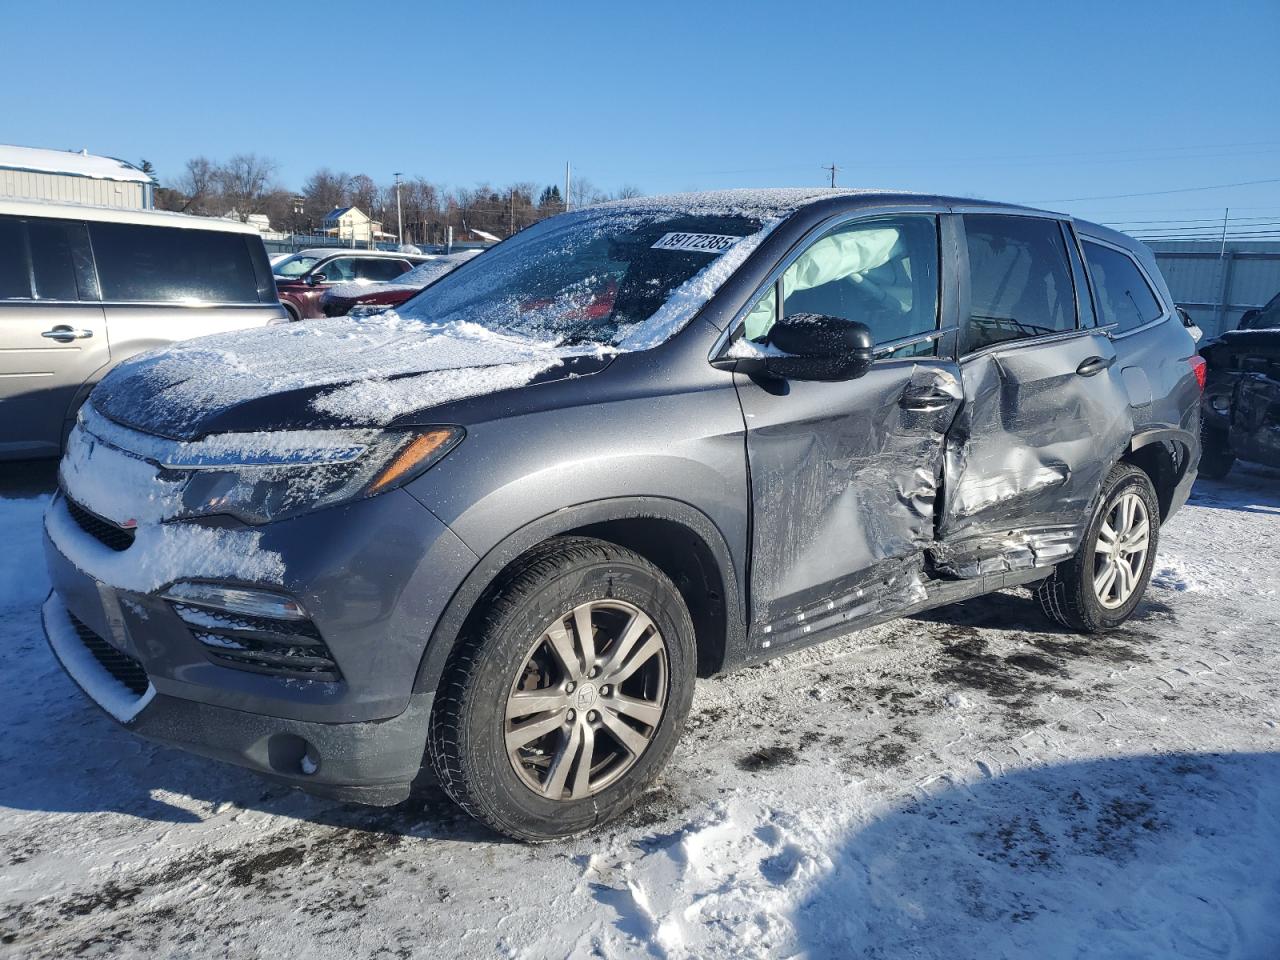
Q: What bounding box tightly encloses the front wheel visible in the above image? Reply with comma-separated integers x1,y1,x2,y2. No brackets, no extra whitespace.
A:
428,536,696,841
1037,463,1160,633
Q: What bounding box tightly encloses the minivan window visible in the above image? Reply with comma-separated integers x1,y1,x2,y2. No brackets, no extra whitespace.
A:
0,218,28,298
28,218,97,301
1082,240,1163,334
963,215,1076,354
90,222,260,303
763,215,939,355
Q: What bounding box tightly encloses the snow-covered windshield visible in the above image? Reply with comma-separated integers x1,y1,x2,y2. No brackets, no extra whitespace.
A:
274,255,320,278
394,208,768,349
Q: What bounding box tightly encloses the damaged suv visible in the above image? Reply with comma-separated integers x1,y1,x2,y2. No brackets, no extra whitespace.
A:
42,190,1202,840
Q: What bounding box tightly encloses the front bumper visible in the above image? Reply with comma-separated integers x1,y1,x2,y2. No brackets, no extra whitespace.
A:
41,485,478,803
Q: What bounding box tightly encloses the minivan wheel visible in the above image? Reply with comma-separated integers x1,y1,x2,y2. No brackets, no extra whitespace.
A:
427,536,695,841
1036,463,1160,634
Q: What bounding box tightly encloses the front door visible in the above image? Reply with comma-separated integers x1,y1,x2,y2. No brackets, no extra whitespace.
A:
935,214,1133,576
0,216,109,457
728,212,963,650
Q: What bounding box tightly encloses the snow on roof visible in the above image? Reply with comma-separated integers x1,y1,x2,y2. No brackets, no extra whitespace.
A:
590,187,918,219
0,197,265,234
0,143,152,184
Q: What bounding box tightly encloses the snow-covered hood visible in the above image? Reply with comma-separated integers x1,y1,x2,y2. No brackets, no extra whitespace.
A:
91,315,615,440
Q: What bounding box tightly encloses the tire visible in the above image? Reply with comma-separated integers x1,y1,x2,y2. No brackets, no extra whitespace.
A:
1198,428,1235,480
427,536,696,841
283,302,301,322
1037,463,1160,634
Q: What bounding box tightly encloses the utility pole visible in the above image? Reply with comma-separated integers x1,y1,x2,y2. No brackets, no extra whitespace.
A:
565,160,572,212
394,172,405,247
509,187,515,237
822,162,839,188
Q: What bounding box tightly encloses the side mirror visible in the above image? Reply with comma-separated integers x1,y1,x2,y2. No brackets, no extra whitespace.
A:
1238,308,1259,329
736,313,875,382
307,273,327,286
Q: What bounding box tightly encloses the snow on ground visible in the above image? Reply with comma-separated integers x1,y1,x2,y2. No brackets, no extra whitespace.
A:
1,460,1279,958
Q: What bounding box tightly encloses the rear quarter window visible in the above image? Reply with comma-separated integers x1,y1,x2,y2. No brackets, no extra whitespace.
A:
90,222,262,303
1082,240,1164,334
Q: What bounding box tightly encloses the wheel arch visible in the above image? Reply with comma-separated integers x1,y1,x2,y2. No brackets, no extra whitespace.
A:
1120,427,1196,521
413,497,747,699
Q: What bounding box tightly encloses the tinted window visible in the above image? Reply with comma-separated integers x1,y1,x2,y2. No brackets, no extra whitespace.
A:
1082,240,1164,333
963,215,1076,353
29,219,97,300
0,218,30,298
763,215,939,354
356,258,409,282
318,258,357,282
90,222,260,303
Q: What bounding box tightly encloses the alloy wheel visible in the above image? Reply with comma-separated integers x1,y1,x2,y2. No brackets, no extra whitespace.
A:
1092,491,1150,609
505,600,668,800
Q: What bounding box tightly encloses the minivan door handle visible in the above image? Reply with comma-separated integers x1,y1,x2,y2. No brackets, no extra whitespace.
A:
1075,355,1114,377
41,326,94,343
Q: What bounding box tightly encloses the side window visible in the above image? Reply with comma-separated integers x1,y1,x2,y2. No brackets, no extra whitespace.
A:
28,219,97,301
356,258,409,282
0,217,31,298
319,258,356,282
91,223,260,303
962,215,1076,354
1082,240,1164,334
754,214,938,352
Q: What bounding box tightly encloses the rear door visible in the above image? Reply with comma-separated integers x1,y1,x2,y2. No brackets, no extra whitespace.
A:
0,215,109,457
936,213,1132,576
730,211,964,648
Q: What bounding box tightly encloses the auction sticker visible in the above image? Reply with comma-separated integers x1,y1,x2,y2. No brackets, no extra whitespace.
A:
651,232,742,253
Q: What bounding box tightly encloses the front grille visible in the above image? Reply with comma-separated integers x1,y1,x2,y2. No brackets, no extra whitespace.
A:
65,497,136,552
68,613,150,696
170,603,341,682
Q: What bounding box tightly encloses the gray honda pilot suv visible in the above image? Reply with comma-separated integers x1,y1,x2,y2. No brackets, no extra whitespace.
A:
42,189,1203,840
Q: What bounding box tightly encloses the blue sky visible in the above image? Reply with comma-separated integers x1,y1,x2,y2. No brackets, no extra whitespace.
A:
4,0,1278,232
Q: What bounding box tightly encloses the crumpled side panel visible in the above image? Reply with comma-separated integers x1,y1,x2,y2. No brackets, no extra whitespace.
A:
740,363,962,629
934,338,1132,578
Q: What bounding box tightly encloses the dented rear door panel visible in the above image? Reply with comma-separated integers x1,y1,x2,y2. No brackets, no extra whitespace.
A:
935,332,1132,575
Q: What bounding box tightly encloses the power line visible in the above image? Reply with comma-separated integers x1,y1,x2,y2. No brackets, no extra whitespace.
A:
1031,177,1280,203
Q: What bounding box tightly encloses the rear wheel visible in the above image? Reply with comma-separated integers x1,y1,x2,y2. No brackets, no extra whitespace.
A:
1037,463,1160,633
428,536,695,841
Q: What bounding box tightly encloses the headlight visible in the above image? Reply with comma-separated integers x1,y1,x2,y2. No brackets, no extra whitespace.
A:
170,426,462,524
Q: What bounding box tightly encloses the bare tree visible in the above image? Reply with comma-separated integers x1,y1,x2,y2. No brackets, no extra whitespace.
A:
161,156,218,214
569,175,606,210
214,153,279,221
613,184,644,200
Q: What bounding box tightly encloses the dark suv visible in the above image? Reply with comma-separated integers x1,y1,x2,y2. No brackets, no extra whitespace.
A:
42,190,1202,840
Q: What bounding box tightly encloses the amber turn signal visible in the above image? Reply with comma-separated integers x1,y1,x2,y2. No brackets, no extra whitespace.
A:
366,428,462,495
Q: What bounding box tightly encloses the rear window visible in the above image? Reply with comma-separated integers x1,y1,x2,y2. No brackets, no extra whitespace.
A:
90,222,262,303
962,215,1077,353
356,258,409,281
1082,241,1164,333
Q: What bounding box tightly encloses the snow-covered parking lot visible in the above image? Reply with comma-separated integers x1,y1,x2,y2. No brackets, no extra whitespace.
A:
2,461,1279,959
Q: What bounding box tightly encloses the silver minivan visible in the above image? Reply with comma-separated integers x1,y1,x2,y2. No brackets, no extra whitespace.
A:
1,199,285,460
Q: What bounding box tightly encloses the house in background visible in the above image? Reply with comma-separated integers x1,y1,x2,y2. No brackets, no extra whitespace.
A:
0,144,153,209
321,206,397,245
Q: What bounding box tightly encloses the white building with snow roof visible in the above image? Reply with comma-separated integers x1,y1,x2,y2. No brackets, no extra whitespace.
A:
0,144,153,209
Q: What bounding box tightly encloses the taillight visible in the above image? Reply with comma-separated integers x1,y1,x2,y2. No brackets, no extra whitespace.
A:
1189,355,1207,391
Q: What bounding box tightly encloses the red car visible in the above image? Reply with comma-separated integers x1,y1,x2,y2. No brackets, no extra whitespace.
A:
272,249,428,320
321,250,484,317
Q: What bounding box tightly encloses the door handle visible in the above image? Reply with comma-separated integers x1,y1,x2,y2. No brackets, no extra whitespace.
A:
900,389,956,413
1075,355,1114,377
42,326,94,343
